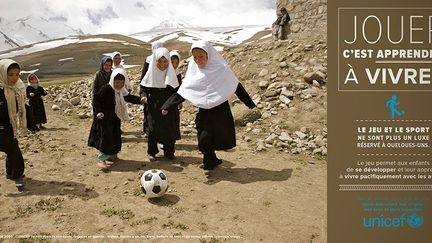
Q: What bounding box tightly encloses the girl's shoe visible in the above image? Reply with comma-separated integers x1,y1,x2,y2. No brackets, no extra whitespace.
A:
148,155,157,161
15,177,25,191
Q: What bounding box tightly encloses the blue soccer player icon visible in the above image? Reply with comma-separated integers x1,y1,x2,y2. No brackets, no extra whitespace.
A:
386,95,405,119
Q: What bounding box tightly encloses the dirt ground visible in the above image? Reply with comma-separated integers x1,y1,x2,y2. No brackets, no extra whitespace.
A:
0,100,327,243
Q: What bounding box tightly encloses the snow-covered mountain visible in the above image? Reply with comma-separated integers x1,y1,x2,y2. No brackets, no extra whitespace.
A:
150,19,198,30
132,23,271,49
0,15,84,52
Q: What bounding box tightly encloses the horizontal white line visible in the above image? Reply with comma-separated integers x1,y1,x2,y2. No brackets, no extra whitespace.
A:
376,60,432,64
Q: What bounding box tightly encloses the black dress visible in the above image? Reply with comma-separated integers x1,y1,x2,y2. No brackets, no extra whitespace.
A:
139,60,150,134
88,85,141,155
161,83,255,168
92,71,111,100
141,85,177,157
26,86,47,124
173,73,182,140
0,89,25,180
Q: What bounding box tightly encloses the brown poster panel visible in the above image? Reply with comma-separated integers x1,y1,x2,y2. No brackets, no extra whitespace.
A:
328,0,432,242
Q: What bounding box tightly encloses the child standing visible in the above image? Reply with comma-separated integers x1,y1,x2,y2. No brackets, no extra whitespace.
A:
0,59,27,190
92,56,113,97
140,42,164,137
140,47,179,161
161,40,256,171
26,73,47,130
88,69,142,169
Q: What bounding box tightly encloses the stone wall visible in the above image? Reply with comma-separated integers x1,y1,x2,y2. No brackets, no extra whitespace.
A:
277,0,327,34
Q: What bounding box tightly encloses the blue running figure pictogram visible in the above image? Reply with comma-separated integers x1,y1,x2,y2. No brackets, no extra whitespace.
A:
386,95,405,120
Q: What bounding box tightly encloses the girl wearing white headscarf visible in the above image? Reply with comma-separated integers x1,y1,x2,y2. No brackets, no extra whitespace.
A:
88,68,142,169
161,40,256,171
111,51,131,91
26,73,48,129
140,41,165,137
0,59,27,189
140,47,179,161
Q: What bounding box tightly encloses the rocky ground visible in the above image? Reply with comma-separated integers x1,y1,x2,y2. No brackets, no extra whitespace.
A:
0,33,328,242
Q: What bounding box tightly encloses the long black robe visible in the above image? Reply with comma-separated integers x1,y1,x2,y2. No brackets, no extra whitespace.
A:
88,85,141,155
161,83,255,151
0,88,25,179
141,85,178,145
173,73,182,140
92,71,111,101
26,86,47,124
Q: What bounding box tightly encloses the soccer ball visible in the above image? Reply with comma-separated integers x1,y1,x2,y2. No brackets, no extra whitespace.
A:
140,169,169,198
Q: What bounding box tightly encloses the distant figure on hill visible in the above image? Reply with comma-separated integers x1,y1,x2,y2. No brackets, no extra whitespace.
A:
26,73,48,130
272,7,291,40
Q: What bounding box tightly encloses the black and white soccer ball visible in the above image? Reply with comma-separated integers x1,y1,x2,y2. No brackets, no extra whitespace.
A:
140,169,169,198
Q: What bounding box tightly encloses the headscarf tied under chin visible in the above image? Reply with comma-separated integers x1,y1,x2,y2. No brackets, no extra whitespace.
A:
99,56,113,81
178,40,239,109
27,73,40,88
111,51,123,69
109,68,129,122
140,47,179,89
170,50,181,75
0,59,27,137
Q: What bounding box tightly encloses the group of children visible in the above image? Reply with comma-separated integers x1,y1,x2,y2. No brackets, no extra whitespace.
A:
0,39,255,189
88,40,256,173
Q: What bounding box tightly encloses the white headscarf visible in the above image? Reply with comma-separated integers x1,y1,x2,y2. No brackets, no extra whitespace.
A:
170,50,181,75
109,68,129,122
140,47,179,89
111,51,123,69
27,73,40,88
0,59,27,137
146,41,165,64
110,51,131,90
178,40,239,109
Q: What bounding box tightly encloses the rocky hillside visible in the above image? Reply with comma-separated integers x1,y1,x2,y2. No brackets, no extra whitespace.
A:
45,32,327,156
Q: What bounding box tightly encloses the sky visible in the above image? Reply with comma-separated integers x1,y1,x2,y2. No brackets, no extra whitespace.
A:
0,0,277,35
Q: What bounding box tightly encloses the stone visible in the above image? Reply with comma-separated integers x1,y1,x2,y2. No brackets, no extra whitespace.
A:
279,95,291,105
295,131,307,139
231,105,262,126
303,71,326,84
259,69,269,77
252,128,262,135
302,88,319,97
52,105,60,111
279,62,288,68
263,90,278,98
64,109,73,115
278,132,293,143
258,81,269,89
70,97,81,106
78,112,89,119
256,139,266,151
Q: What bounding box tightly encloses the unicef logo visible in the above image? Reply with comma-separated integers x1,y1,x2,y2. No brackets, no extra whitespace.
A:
407,213,424,228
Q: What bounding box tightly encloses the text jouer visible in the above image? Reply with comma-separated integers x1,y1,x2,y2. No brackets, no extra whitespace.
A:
342,14,432,86
344,15,432,45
